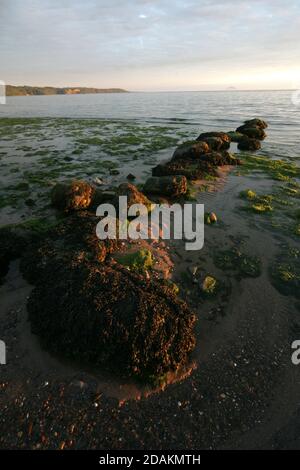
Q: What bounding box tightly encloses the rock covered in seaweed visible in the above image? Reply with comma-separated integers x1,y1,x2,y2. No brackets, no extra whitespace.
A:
244,118,268,129
143,175,188,196
51,180,95,212
200,151,240,166
22,212,196,382
20,212,117,283
172,141,210,161
238,137,262,151
152,160,213,180
27,260,196,381
236,125,266,140
113,183,153,212
196,131,231,150
200,136,224,151
152,151,240,180
226,131,244,143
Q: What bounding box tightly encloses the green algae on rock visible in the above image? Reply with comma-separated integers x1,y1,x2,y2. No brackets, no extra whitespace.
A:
227,131,244,143
270,247,300,299
240,189,257,200
114,249,154,271
201,275,217,295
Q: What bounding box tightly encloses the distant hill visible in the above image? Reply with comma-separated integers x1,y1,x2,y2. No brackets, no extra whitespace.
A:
6,85,128,96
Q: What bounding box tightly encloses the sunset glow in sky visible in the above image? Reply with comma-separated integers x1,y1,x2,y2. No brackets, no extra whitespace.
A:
1,0,300,91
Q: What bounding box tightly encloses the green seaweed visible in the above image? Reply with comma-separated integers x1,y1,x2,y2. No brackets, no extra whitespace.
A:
238,154,300,181
214,248,261,278
201,275,217,295
115,249,154,271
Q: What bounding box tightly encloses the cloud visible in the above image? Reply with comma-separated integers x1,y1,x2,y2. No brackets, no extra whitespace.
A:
0,0,299,89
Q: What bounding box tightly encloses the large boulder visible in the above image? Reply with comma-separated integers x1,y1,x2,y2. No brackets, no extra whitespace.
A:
21,213,196,382
236,125,266,140
238,137,261,151
196,132,231,149
172,141,210,161
144,175,188,197
51,180,94,212
27,261,196,381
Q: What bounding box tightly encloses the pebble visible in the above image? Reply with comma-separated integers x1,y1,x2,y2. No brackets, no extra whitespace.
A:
93,177,104,185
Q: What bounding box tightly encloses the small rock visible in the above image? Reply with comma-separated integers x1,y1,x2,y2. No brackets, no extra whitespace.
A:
201,275,217,295
25,198,35,207
209,212,217,223
93,177,104,186
109,169,120,175
188,265,198,277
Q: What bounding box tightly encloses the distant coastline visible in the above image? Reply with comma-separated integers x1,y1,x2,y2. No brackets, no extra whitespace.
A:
6,85,128,96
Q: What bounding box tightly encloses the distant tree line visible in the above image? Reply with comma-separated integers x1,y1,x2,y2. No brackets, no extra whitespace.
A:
6,85,128,96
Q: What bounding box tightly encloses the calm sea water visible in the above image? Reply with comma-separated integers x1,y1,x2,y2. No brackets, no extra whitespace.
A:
1,90,299,156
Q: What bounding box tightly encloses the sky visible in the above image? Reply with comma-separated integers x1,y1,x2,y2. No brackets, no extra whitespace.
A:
0,0,300,91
